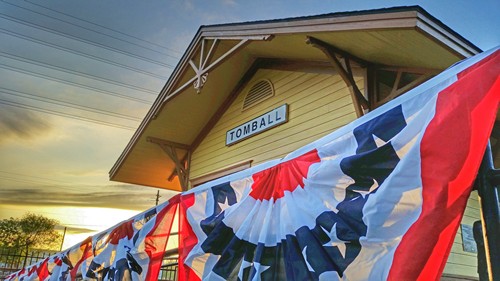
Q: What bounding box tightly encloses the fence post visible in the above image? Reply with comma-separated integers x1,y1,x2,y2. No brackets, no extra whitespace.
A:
476,143,500,281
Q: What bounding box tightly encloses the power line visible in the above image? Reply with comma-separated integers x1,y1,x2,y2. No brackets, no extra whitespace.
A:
0,28,169,80
0,88,142,122
1,0,181,59
0,175,59,187
0,175,86,193
23,0,183,56
0,170,76,185
0,13,175,68
0,99,137,130
1,52,159,95
0,63,153,104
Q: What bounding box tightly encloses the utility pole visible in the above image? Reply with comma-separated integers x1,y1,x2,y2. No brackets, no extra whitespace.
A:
155,190,161,206
60,227,67,251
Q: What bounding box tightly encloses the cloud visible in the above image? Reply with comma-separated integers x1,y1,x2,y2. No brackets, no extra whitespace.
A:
0,105,53,144
183,0,194,11
0,186,165,211
222,0,237,6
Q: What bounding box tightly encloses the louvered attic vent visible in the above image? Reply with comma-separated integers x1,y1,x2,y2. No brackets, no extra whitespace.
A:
242,79,274,110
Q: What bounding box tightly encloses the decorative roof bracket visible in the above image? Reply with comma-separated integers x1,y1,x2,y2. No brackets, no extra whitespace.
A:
189,37,219,93
171,35,273,96
147,136,191,191
306,36,371,116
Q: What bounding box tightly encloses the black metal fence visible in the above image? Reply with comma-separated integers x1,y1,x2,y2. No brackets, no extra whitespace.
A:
0,248,179,281
0,248,57,280
158,257,178,281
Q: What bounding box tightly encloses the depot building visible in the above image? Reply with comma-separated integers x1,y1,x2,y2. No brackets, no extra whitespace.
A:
110,6,492,280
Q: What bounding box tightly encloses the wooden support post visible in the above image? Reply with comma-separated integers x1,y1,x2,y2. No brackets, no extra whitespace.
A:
306,36,370,117
148,137,191,191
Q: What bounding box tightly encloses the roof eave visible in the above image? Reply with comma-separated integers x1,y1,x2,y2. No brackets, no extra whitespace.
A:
109,5,480,183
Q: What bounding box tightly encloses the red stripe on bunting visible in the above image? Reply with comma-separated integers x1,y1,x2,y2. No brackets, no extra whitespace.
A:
145,194,179,281
250,149,320,201
178,193,202,281
70,236,93,280
106,219,134,245
389,50,500,280
36,258,49,280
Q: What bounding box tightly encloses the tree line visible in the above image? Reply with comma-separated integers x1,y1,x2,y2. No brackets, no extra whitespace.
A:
0,213,62,255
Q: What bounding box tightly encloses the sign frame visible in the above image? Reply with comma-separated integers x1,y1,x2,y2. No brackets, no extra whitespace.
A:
226,104,288,146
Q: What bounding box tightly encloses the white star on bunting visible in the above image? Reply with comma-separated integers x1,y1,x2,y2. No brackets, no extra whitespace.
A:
321,223,347,258
251,262,270,281
218,197,230,211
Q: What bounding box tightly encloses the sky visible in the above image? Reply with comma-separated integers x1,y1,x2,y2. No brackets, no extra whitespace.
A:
0,0,499,250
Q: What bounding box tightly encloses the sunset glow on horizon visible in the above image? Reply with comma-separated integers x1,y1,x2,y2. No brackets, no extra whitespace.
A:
0,203,148,250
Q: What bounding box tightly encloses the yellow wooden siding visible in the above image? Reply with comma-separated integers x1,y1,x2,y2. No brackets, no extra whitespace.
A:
442,191,480,280
190,69,361,178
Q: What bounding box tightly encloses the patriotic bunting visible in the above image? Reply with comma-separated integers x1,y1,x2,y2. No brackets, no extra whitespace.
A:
177,47,499,281
5,47,499,281
5,196,178,281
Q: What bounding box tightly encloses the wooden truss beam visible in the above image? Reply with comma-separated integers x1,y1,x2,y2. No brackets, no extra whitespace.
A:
306,36,370,117
147,137,191,191
377,71,432,106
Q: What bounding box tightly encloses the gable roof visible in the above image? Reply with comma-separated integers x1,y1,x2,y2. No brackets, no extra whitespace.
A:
109,6,480,191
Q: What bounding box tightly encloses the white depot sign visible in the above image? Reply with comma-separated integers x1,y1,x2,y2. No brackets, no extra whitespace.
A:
226,104,288,146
